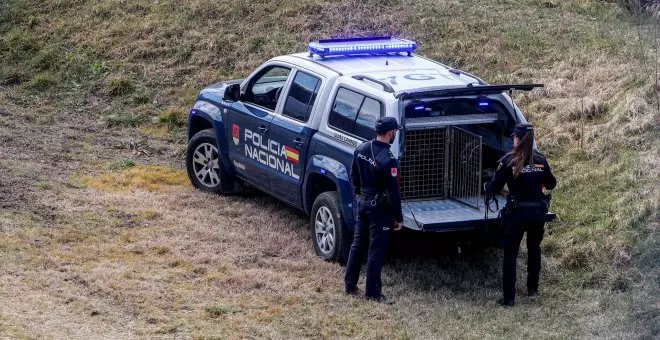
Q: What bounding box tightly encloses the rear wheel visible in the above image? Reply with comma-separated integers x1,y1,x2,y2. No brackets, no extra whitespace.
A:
311,191,344,262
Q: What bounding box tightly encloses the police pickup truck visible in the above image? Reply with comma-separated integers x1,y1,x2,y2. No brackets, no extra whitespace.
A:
185,36,547,262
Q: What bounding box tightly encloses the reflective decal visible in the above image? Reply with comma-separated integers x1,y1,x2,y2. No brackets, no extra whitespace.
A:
403,74,435,81
521,164,544,173
233,160,246,170
333,132,358,147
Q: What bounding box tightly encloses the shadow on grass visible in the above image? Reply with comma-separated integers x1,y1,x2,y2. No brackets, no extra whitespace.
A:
386,230,504,295
235,189,505,296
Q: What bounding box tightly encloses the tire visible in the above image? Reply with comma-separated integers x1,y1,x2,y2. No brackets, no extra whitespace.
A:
311,191,344,262
186,129,229,195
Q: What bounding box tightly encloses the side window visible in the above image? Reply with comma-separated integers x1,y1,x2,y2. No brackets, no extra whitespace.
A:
328,88,363,133
282,71,321,122
353,97,381,140
328,88,383,140
243,66,291,111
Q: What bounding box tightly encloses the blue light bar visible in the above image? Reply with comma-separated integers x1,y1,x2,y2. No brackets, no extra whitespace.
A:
308,36,417,58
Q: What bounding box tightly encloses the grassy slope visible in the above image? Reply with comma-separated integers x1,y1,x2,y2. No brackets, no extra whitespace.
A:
0,0,658,338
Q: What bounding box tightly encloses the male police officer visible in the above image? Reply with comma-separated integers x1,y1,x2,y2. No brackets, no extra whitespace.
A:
485,123,557,306
344,117,403,304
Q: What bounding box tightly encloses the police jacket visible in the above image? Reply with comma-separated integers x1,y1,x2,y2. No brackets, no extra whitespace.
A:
351,139,403,223
486,151,557,200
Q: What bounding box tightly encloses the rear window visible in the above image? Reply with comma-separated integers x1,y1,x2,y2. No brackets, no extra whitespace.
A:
328,87,384,140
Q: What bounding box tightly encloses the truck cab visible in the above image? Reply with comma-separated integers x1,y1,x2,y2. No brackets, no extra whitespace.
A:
185,36,551,263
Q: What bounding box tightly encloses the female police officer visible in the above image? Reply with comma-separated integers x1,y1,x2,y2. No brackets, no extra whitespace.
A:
485,123,557,307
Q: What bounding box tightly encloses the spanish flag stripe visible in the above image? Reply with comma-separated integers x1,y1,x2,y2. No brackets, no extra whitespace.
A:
284,146,300,163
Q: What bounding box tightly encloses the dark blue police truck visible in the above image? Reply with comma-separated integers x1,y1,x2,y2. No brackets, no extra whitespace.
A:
185,36,547,262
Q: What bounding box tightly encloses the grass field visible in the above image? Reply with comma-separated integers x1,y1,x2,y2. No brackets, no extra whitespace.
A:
1,0,658,338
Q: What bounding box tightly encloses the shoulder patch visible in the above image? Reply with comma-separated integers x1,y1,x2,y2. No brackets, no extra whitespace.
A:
391,167,398,177
388,150,395,159
497,162,503,171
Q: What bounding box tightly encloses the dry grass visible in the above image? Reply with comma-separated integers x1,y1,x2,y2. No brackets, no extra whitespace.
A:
84,165,189,192
1,0,659,338
0,182,650,338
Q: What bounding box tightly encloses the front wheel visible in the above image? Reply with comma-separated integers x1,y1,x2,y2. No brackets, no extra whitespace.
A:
186,129,242,194
310,191,344,262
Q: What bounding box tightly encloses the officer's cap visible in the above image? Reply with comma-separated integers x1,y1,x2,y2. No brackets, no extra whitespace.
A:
512,123,534,138
375,117,403,134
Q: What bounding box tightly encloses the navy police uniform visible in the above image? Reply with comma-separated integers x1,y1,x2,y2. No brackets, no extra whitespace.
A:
485,123,557,306
344,117,403,301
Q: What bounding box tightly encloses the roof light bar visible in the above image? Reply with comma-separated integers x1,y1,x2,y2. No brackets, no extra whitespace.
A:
308,36,417,58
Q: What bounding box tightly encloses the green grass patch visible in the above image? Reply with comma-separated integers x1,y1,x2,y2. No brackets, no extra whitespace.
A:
109,158,136,170
205,306,242,318
106,112,149,127
26,72,56,90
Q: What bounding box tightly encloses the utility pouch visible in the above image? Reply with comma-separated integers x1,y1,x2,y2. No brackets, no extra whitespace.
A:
541,193,552,213
506,196,519,211
376,193,389,207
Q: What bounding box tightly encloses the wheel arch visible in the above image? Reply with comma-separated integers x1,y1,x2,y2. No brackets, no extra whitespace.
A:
303,155,355,227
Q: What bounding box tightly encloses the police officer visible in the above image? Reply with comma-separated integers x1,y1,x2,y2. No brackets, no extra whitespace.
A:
344,117,403,303
485,123,557,307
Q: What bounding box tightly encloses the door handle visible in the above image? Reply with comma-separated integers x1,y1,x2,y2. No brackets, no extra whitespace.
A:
258,125,268,133
293,138,304,148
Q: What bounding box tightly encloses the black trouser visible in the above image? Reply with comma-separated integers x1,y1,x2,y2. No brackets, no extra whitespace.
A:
344,196,392,298
502,207,546,301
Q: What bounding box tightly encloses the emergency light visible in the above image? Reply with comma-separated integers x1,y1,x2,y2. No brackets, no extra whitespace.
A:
477,96,489,107
307,36,417,58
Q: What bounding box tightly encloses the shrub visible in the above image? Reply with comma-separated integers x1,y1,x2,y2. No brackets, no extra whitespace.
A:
106,76,135,96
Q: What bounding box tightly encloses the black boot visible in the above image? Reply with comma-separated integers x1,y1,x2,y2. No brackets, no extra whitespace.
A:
498,298,515,307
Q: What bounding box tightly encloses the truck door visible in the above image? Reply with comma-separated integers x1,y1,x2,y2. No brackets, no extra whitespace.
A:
268,70,323,206
226,65,292,191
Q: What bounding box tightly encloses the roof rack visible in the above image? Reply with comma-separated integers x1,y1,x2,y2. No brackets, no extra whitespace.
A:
352,75,395,93
308,36,417,58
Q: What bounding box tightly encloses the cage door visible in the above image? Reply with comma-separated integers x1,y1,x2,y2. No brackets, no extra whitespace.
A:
449,127,482,209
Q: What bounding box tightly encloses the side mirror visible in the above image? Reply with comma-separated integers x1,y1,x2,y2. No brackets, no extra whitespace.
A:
224,83,240,102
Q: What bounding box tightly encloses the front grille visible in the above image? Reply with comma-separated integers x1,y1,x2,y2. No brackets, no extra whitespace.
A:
400,128,447,200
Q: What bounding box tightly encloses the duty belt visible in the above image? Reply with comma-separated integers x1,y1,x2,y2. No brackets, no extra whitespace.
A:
516,201,546,208
507,196,548,209
359,192,385,207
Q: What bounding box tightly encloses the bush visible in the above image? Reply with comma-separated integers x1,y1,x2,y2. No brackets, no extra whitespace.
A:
30,47,61,71
158,108,186,129
26,72,56,90
0,66,27,85
106,76,135,97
